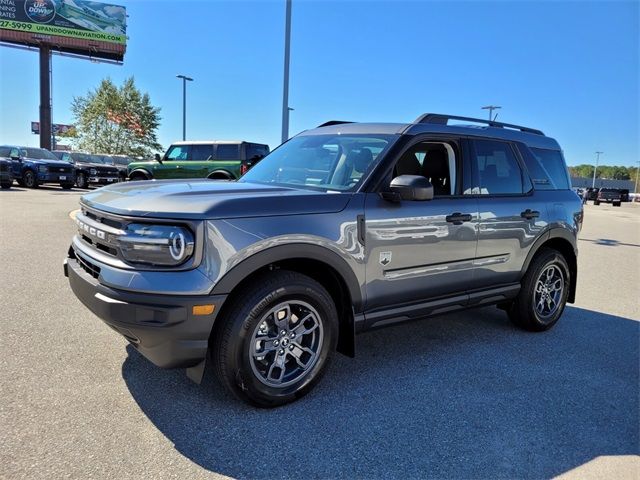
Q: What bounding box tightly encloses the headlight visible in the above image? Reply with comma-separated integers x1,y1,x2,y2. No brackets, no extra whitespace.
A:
89,168,97,175
117,224,195,266
38,165,48,173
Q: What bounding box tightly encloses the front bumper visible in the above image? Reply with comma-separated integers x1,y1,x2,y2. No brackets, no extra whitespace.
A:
64,253,226,369
38,172,74,183
89,176,119,184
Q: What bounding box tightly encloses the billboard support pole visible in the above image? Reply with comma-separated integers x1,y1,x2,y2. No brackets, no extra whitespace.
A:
39,45,52,150
280,0,292,144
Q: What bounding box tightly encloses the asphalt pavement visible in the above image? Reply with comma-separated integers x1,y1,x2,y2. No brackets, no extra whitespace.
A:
0,186,638,479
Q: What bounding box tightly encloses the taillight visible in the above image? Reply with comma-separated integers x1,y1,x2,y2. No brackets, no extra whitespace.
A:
240,164,249,176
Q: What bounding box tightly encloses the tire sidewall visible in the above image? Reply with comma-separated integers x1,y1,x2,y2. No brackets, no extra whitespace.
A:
76,172,87,189
526,252,570,328
225,280,338,405
24,170,37,188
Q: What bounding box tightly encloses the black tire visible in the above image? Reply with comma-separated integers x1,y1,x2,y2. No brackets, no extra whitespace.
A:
23,170,38,188
61,182,74,190
594,200,600,205
613,202,621,207
76,172,88,189
207,173,233,180
1,181,11,189
508,248,570,332
129,172,149,181
212,270,338,408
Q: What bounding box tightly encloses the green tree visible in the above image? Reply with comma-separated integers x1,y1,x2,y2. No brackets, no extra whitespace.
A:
71,77,162,157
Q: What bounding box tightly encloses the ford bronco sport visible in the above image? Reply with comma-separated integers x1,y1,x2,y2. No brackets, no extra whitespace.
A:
65,113,582,407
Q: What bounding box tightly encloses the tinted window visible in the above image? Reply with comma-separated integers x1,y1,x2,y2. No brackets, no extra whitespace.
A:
216,144,240,160
71,153,93,163
190,144,214,160
0,147,12,157
165,145,190,161
530,148,570,190
470,140,523,195
246,143,269,160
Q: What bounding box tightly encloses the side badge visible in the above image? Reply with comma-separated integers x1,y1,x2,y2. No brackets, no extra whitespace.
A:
379,251,392,266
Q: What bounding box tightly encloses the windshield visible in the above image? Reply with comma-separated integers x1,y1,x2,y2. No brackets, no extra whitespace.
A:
240,134,397,191
24,148,59,160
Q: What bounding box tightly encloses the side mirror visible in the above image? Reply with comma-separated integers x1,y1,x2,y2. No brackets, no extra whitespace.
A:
154,153,163,164
387,175,434,201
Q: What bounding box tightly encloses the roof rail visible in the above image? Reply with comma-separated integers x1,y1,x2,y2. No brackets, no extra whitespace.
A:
414,113,544,136
317,120,354,128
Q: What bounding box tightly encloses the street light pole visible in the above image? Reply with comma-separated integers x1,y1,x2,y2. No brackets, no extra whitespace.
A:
176,74,193,141
592,151,603,188
481,105,501,122
281,0,292,144
634,161,639,194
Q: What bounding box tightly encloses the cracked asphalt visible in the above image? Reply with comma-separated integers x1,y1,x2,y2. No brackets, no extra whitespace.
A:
1,186,638,479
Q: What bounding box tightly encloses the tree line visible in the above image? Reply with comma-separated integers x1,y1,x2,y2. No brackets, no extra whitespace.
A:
568,164,638,181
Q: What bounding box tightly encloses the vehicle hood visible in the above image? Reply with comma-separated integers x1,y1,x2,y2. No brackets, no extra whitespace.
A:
25,157,73,167
80,179,352,219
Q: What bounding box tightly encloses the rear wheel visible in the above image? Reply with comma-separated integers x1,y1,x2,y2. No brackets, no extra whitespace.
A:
212,270,338,407
508,248,570,332
23,170,38,188
1,180,11,189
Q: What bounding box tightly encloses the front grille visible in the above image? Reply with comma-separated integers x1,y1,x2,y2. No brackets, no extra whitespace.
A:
76,253,101,279
96,167,118,175
50,165,72,173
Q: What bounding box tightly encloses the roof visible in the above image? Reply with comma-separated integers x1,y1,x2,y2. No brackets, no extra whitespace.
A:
304,113,561,150
169,140,264,146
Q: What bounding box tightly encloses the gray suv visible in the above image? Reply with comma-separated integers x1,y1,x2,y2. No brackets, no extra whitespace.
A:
64,113,583,407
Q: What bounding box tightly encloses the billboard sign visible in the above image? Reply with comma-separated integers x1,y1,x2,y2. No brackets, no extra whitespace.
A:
31,121,74,134
0,0,126,61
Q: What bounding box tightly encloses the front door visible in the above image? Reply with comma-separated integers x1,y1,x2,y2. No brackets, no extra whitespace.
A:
155,144,191,179
364,138,479,313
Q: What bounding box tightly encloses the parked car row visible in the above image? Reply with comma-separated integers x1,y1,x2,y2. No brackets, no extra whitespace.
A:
0,140,270,190
0,145,135,190
574,187,629,206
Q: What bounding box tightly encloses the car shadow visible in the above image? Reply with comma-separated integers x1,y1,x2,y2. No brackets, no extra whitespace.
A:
121,306,639,479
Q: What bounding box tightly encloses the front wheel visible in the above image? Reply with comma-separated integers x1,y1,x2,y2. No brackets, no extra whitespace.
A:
508,248,570,332
61,182,74,190
23,170,38,188
212,271,338,407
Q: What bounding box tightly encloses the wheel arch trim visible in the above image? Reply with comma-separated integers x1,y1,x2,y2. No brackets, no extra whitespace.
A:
128,169,152,180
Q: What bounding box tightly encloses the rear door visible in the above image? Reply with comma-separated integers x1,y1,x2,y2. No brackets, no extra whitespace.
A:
470,138,547,289
185,144,215,178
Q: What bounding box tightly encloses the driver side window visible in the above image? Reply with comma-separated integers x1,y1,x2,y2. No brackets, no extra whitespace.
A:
393,142,458,196
166,145,190,161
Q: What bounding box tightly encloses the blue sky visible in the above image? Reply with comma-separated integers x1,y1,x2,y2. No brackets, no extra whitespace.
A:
0,0,638,166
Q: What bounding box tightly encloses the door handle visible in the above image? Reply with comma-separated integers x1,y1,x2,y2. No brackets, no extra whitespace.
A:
446,212,473,225
521,209,540,220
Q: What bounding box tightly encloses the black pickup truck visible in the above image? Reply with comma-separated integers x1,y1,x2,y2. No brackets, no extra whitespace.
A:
594,188,622,207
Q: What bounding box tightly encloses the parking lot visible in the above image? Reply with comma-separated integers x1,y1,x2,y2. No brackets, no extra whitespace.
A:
1,187,638,479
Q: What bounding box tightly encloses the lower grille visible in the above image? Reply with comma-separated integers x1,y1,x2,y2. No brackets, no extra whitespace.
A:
76,254,101,279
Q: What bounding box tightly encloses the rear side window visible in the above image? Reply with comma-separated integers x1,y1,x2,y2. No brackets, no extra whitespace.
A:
190,144,214,160
246,143,269,160
468,139,525,195
529,148,570,190
216,144,240,160
0,147,11,157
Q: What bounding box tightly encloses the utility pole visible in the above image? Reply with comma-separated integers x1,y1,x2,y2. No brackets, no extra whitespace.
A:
481,105,501,122
592,151,603,188
281,0,292,144
634,161,639,194
176,74,193,141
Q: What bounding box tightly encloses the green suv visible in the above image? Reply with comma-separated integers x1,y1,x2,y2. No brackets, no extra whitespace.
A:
127,141,269,181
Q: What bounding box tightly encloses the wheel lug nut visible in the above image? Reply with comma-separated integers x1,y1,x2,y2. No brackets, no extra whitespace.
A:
273,340,279,346
288,344,294,351
289,332,295,338
280,330,287,336
278,349,285,355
